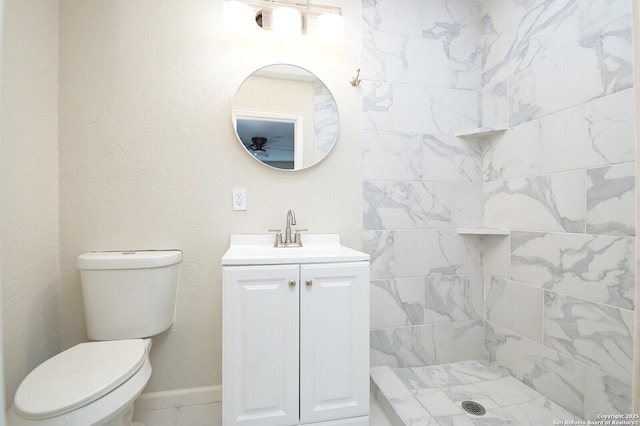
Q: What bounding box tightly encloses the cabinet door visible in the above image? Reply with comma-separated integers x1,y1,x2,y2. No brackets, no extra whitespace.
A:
222,265,300,426
299,262,370,424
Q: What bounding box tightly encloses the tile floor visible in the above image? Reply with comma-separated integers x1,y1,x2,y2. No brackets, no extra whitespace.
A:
133,401,222,425
136,360,574,426
133,394,393,425
370,359,583,425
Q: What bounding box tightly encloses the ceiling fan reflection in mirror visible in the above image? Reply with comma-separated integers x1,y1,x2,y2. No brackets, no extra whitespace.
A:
250,137,269,157
236,116,298,169
247,135,294,159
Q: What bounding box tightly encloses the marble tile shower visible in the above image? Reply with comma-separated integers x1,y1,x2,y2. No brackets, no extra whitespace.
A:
371,360,583,425
362,0,635,420
363,0,486,373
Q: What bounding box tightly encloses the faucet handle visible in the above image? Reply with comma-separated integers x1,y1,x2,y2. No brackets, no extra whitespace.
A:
268,229,283,247
293,229,308,245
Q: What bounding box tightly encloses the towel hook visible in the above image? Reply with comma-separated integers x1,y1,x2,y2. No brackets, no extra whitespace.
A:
349,68,361,86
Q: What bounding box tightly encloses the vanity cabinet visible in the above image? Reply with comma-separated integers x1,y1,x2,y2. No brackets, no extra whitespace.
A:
222,261,370,426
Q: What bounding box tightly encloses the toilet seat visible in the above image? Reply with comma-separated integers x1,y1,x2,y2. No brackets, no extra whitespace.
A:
14,339,146,420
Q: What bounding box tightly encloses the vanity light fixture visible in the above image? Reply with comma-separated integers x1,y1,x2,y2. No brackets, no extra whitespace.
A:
317,12,345,46
272,6,302,40
223,0,345,46
223,0,258,37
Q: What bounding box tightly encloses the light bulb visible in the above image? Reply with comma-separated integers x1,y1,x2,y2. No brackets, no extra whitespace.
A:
223,1,257,37
273,7,302,40
317,13,345,46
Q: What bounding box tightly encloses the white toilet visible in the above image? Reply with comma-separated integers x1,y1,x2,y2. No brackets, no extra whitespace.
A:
7,250,182,426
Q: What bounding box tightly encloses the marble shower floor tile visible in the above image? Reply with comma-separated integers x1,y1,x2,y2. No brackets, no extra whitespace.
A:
372,360,582,425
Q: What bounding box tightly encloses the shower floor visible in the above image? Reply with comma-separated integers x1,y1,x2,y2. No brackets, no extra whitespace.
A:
370,360,582,425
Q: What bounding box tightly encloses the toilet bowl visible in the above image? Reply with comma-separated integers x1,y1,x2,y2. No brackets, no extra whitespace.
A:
8,250,182,426
8,339,152,426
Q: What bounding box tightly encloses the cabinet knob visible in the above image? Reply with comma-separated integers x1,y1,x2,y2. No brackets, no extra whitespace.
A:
305,280,313,286
289,280,296,287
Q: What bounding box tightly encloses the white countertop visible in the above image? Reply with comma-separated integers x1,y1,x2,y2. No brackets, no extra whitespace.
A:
221,234,370,266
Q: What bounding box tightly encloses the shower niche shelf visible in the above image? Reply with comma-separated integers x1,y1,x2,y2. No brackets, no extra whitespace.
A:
456,228,510,236
455,126,507,138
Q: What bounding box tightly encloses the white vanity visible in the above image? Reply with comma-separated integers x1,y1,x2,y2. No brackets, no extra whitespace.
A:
222,234,370,426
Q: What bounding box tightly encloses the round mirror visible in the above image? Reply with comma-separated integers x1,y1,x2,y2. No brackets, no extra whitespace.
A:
232,64,340,171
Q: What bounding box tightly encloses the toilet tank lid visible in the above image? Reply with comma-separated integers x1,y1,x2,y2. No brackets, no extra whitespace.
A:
77,250,182,270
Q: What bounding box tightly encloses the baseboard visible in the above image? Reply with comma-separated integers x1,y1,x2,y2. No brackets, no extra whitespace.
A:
134,385,222,412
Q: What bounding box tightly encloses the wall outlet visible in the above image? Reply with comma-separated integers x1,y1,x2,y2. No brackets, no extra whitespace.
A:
232,188,247,211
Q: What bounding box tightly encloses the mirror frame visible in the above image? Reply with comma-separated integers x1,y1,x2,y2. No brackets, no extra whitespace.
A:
232,64,340,172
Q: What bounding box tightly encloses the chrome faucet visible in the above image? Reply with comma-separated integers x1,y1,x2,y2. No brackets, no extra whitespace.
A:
270,209,305,247
284,209,297,245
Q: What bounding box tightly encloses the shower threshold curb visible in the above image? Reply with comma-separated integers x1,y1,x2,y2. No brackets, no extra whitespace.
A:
370,366,434,426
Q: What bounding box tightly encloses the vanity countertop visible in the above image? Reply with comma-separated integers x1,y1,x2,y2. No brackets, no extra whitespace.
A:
221,234,370,266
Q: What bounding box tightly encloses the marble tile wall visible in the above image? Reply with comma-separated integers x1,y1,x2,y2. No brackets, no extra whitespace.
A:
480,0,636,420
362,0,636,421
481,0,633,128
362,0,486,371
314,82,339,159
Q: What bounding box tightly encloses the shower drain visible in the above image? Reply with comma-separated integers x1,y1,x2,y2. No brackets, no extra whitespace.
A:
461,400,486,416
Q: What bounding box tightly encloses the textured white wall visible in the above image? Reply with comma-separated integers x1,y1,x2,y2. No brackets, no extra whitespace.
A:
0,0,60,409
58,0,362,392
634,0,640,414
0,0,5,419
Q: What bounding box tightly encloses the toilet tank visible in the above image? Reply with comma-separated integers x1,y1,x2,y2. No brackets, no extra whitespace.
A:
77,250,182,341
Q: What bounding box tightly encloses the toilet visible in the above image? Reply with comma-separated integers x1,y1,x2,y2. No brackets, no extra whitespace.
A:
7,250,182,426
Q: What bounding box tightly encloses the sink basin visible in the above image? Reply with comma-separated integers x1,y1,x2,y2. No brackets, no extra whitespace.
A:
245,246,337,258
221,234,369,265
